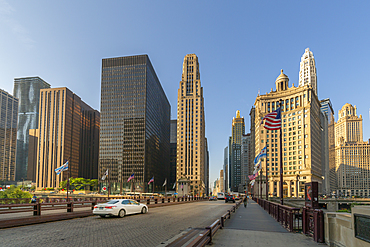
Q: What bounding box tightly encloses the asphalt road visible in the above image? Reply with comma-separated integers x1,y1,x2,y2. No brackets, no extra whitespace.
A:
0,200,234,247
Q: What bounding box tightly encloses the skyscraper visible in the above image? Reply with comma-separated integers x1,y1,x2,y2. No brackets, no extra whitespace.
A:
254,69,323,197
223,146,229,193
13,77,50,181
335,103,370,197
176,54,206,196
35,87,100,188
299,48,318,96
230,110,245,192
241,133,251,190
320,98,335,195
100,55,170,193
0,89,18,181
170,120,177,187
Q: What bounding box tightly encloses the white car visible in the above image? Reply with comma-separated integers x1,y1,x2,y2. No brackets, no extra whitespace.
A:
93,199,148,218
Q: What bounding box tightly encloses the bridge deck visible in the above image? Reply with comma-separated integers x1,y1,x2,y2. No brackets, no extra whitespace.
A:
211,200,322,247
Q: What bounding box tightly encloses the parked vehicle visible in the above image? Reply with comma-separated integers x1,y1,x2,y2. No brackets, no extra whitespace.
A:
209,196,217,201
224,194,235,203
93,199,148,218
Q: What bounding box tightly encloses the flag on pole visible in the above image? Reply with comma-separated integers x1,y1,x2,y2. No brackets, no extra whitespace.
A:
248,172,258,181
172,183,176,189
162,178,167,187
101,169,108,181
127,173,134,182
261,107,281,130
253,161,262,174
148,177,154,185
55,161,69,175
250,180,255,187
254,146,267,165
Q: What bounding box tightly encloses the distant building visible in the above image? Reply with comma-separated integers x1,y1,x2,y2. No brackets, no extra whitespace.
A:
241,133,251,191
335,103,370,197
35,87,100,189
176,54,207,196
320,98,335,195
230,110,245,192
299,48,318,96
13,77,50,181
170,120,177,187
0,89,18,181
100,55,170,194
223,146,229,193
220,169,224,192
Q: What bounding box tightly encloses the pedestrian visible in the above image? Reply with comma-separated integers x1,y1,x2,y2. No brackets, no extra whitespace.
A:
243,196,248,208
31,194,37,203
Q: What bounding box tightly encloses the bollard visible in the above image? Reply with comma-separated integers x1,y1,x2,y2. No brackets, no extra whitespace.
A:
33,202,41,216
67,202,73,212
162,198,164,203
168,198,170,203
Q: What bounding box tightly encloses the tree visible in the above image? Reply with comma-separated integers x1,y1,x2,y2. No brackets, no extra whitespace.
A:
0,185,32,199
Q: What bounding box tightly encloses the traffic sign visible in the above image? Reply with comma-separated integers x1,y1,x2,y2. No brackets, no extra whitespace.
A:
102,186,107,191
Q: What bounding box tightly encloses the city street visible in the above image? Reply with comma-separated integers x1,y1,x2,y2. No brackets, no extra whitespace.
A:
0,200,233,247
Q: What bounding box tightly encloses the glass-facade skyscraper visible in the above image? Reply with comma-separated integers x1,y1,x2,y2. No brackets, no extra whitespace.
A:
100,55,170,193
13,77,50,181
0,89,18,181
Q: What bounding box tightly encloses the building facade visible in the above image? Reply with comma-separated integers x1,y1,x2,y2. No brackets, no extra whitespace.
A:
0,89,18,181
223,146,229,193
241,133,251,191
320,98,335,195
335,103,370,197
100,55,170,194
299,48,318,96
35,87,100,188
13,77,50,181
170,119,177,188
230,110,245,192
176,54,207,196
254,69,323,198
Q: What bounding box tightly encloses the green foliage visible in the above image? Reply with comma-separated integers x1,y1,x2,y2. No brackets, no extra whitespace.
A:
59,178,98,191
337,209,350,213
46,188,54,191
0,186,33,200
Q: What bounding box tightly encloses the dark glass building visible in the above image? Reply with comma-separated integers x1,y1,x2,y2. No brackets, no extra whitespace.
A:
100,55,170,193
13,77,50,181
170,120,177,187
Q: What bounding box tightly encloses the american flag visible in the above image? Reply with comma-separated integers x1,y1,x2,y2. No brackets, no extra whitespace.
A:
148,177,154,185
261,107,281,130
127,173,134,182
248,172,258,181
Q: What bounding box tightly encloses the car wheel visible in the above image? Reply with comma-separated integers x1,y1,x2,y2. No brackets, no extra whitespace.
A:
225,200,227,203
141,207,147,214
118,209,126,218
99,215,106,218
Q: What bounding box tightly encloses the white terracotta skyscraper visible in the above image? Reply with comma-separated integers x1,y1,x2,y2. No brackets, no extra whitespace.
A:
299,48,318,96
176,54,206,196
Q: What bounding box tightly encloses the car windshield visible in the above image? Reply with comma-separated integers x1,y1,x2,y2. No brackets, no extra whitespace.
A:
107,200,119,204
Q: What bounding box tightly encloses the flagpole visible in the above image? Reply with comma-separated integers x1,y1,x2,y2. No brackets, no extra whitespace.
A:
266,158,268,200
279,100,284,205
107,168,110,200
67,157,71,202
260,168,263,199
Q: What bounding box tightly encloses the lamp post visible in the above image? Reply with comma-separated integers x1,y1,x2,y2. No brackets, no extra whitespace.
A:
296,174,300,198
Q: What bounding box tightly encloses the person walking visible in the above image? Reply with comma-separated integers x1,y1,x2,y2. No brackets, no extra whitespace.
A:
243,196,248,208
31,194,37,203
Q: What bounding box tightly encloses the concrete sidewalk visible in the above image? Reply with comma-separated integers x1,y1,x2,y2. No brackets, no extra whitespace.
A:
212,201,324,247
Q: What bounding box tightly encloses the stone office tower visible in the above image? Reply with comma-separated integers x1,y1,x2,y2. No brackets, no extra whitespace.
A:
299,48,318,96
230,110,245,192
100,55,170,193
13,77,50,181
0,89,18,181
35,87,100,189
176,54,206,196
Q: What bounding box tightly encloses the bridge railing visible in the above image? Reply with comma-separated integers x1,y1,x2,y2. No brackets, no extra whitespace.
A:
254,197,301,232
186,200,243,247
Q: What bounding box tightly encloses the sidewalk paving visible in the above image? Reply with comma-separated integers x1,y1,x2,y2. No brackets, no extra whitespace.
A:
212,200,324,247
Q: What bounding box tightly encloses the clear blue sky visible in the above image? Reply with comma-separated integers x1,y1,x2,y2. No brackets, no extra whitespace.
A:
1,1,369,186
